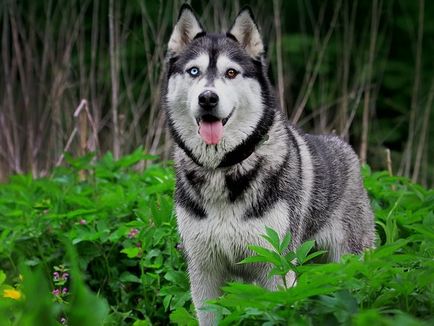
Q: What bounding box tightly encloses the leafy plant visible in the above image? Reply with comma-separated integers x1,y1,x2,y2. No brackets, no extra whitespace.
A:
0,153,433,325
238,227,326,289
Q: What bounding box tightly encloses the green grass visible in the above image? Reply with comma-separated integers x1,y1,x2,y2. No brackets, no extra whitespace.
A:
0,149,433,325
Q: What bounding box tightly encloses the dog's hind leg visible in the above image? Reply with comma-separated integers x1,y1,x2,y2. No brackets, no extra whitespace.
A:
313,220,346,262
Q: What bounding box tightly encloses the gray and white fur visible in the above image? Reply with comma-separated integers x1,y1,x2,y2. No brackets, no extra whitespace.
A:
162,5,375,325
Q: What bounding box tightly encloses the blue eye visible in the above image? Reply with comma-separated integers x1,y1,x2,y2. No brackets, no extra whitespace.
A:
188,67,200,77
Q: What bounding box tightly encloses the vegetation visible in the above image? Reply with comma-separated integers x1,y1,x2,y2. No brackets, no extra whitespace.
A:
0,151,433,325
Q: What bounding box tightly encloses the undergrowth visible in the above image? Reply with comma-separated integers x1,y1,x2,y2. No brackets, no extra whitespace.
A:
0,149,433,325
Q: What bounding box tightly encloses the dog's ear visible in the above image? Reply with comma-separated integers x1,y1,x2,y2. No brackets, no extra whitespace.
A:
227,7,264,59
168,4,204,56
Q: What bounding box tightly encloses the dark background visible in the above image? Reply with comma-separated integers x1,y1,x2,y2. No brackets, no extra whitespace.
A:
0,0,433,186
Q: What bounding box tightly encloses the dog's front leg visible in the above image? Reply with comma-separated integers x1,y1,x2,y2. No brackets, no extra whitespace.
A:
188,264,224,326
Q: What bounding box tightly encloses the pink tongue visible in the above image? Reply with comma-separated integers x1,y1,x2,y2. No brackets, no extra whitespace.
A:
199,120,224,145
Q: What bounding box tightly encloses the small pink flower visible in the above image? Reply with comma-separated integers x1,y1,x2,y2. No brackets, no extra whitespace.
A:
62,287,68,294
79,219,87,225
60,317,67,324
62,272,69,280
53,272,60,281
127,228,139,238
52,289,60,296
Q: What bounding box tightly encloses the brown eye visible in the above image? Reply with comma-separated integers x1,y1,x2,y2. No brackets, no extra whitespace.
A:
225,68,238,79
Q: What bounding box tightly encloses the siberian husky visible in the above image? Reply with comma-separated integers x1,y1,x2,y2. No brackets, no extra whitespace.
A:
162,4,375,325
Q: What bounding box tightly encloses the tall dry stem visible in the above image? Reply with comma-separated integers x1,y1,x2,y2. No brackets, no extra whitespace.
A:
338,1,357,140
402,0,425,177
359,0,381,164
411,79,433,183
109,0,120,159
273,0,285,113
291,0,342,124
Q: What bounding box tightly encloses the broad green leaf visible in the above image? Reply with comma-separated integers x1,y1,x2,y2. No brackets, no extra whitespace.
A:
304,250,327,263
262,227,281,252
170,307,198,326
238,255,272,265
121,247,140,258
247,245,281,265
296,240,316,264
164,270,187,284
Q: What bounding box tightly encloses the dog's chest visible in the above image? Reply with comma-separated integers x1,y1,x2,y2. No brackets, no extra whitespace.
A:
177,192,290,268
198,170,230,202
177,204,258,266
179,172,253,260
176,162,291,268
187,163,261,204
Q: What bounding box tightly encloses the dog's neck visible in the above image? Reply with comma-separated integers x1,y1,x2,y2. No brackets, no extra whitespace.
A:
216,133,269,168
176,109,276,169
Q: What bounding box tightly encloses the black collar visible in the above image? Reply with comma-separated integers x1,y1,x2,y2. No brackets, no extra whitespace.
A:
217,108,274,168
176,133,268,168
217,133,269,168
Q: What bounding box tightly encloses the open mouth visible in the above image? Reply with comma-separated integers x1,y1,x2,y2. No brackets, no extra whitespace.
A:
196,110,234,145
195,109,233,126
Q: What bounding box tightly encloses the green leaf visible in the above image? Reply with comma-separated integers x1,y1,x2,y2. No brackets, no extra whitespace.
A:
406,225,434,240
121,247,140,258
0,270,5,286
164,270,187,284
304,250,327,263
279,232,292,253
372,239,408,258
115,147,158,168
269,266,287,277
163,294,172,311
119,272,141,283
170,307,198,326
133,320,151,326
238,255,272,265
66,208,98,218
296,240,316,264
247,245,281,265
262,227,281,252
284,252,297,261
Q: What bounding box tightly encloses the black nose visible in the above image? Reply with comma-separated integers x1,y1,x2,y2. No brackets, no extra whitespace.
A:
198,90,219,110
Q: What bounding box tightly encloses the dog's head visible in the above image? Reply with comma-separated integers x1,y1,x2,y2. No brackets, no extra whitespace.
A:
163,4,276,168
